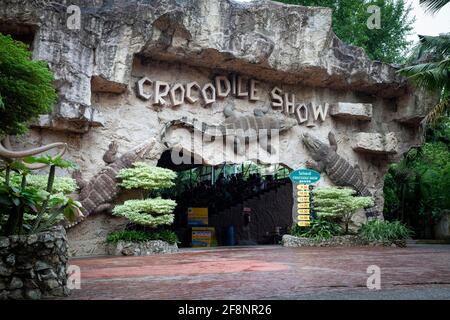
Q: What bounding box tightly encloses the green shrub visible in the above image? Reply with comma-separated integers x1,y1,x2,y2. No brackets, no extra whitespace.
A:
107,230,179,245
313,187,374,234
291,218,343,240
117,162,177,190
358,220,413,243
112,198,176,226
113,163,177,229
3,173,77,194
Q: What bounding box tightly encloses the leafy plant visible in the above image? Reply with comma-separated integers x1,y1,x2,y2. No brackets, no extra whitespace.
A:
313,187,374,234
0,156,80,236
107,230,179,245
112,162,177,229
0,33,57,136
291,218,343,240
358,219,413,243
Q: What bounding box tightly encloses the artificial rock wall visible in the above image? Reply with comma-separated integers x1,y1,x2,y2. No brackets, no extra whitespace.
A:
0,0,436,256
0,227,70,299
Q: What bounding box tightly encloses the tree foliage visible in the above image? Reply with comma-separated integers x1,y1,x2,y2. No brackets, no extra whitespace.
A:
0,33,57,136
276,0,413,63
113,162,177,228
383,120,450,237
313,187,374,233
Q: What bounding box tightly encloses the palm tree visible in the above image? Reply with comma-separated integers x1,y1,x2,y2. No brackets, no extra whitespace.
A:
399,0,450,124
420,0,450,13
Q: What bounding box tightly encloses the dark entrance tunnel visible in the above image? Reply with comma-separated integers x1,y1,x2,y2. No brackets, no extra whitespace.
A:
157,149,293,247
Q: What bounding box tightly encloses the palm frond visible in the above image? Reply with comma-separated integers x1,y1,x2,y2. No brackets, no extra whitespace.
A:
420,0,450,13
399,62,450,92
406,34,450,65
423,88,450,124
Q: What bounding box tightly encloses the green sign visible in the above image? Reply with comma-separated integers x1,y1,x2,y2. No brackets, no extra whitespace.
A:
289,169,321,185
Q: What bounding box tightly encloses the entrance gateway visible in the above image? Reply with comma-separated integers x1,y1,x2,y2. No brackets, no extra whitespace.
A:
3,0,434,255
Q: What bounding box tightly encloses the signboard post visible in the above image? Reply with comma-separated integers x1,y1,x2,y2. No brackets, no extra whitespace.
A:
289,169,321,227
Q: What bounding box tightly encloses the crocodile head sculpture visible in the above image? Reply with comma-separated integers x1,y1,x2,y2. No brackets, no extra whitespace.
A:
302,131,380,218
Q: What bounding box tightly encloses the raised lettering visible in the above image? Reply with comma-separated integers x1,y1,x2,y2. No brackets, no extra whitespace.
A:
153,81,170,105
185,81,201,104
249,79,260,101
201,83,216,106
215,76,231,98
270,86,283,109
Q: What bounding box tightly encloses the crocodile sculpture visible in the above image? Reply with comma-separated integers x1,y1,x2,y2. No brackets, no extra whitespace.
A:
160,106,298,155
65,138,157,228
302,132,380,218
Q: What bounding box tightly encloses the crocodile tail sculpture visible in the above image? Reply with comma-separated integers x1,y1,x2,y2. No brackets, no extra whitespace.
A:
0,135,67,170
302,131,380,218
65,138,157,228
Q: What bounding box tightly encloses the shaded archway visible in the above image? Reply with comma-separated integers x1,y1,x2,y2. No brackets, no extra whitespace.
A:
157,148,293,247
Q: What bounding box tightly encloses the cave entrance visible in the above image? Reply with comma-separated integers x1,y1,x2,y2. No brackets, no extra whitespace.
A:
157,149,293,248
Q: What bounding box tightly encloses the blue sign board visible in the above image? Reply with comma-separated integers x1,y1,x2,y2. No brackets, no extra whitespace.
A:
289,169,321,185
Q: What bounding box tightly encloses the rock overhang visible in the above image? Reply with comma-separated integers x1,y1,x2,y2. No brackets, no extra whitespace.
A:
1,0,410,131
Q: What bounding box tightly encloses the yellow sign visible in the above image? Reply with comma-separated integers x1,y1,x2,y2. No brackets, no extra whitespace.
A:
297,184,309,191
298,221,311,227
297,209,310,214
297,191,310,197
297,197,310,203
298,202,310,209
188,207,208,226
192,227,216,247
298,215,310,221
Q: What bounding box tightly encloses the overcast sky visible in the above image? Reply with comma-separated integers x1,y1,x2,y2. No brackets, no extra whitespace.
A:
407,0,450,42
235,0,450,43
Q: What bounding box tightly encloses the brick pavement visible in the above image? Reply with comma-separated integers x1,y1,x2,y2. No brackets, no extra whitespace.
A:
66,245,450,300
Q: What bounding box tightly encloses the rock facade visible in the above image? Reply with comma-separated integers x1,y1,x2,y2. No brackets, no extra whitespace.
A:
282,234,406,247
0,0,437,255
0,226,70,300
107,240,179,256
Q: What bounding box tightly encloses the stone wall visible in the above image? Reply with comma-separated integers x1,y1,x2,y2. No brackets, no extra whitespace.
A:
0,226,70,300
107,240,179,256
282,234,407,247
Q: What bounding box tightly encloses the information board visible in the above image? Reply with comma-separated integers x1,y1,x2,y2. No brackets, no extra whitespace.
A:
289,169,320,227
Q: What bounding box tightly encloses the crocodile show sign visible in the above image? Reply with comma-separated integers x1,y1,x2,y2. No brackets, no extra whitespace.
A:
136,75,329,126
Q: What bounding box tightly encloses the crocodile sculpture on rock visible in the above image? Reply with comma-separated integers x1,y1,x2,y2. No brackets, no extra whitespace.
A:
160,106,298,155
65,138,158,228
302,132,380,218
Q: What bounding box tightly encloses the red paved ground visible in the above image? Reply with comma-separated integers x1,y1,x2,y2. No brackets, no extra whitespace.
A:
67,245,450,300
